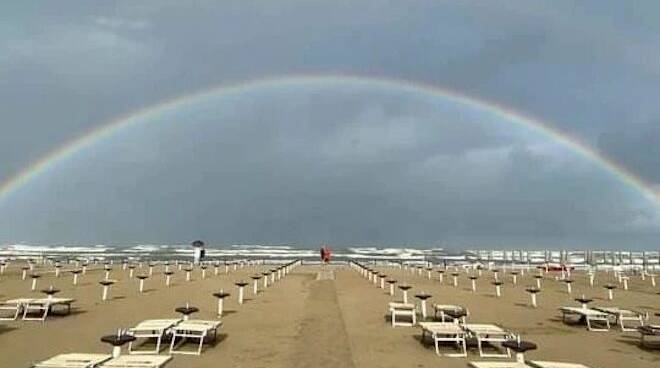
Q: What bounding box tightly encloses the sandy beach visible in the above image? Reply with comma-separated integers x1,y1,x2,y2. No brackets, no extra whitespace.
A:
0,261,658,367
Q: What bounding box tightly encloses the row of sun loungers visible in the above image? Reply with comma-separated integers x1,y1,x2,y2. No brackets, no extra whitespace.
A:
0,298,75,321
32,317,222,367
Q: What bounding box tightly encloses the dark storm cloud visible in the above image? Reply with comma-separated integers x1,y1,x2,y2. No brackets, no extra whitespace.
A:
1,1,659,246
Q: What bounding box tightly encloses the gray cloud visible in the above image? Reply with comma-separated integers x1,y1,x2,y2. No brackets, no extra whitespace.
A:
1,1,659,247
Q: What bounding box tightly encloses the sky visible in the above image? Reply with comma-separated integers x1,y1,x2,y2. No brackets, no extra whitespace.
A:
1,1,659,248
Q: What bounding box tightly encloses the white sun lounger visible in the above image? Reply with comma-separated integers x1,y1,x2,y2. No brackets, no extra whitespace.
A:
527,361,592,368
470,362,591,368
419,322,467,357
128,319,181,354
463,323,514,358
559,307,610,331
0,299,23,321
169,319,222,355
21,298,75,321
33,353,112,368
433,304,468,323
592,306,644,331
102,355,172,368
469,362,529,368
389,302,416,327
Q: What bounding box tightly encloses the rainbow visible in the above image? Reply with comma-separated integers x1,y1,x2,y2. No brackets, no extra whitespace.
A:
0,73,658,207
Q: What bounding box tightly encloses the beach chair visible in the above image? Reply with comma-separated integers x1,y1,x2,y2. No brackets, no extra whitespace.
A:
419,322,467,357
169,319,221,355
22,298,75,321
33,353,112,368
388,302,416,327
433,304,468,323
128,319,181,354
558,307,610,331
592,306,644,331
469,361,592,368
0,299,23,321
637,325,660,348
102,355,172,368
463,323,514,358
469,363,528,368
527,361,592,368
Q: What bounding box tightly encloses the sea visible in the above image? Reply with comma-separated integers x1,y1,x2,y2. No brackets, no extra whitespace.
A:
1,243,658,270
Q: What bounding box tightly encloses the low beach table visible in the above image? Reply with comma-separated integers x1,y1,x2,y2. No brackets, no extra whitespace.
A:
388,302,416,327
136,275,149,293
502,339,537,364
33,353,112,368
534,275,543,289
41,286,61,299
510,271,519,284
164,270,174,286
415,292,432,320
603,284,617,300
235,281,249,304
128,319,181,354
463,324,514,358
573,296,593,310
101,333,137,358
469,275,479,292
386,279,397,296
99,280,116,301
251,275,262,294
30,274,41,291
70,269,82,285
378,274,387,289
175,305,199,321
419,322,467,357
526,287,541,308
212,291,230,316
398,284,413,304
559,307,610,331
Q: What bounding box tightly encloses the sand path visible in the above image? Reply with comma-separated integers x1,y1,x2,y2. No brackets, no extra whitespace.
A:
291,270,356,368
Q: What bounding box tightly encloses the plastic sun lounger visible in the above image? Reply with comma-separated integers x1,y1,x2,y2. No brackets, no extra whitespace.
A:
527,361,592,368
469,362,592,368
169,320,222,355
469,362,530,368
433,304,468,323
463,323,514,358
419,322,467,357
0,299,24,321
102,355,172,368
33,353,112,368
128,319,181,354
22,298,75,321
389,302,416,327
637,325,660,348
559,307,610,331
592,306,644,331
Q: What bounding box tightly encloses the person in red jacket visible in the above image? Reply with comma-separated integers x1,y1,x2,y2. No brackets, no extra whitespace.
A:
320,245,332,263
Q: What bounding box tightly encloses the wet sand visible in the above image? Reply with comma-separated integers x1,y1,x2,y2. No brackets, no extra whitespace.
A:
0,262,658,367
